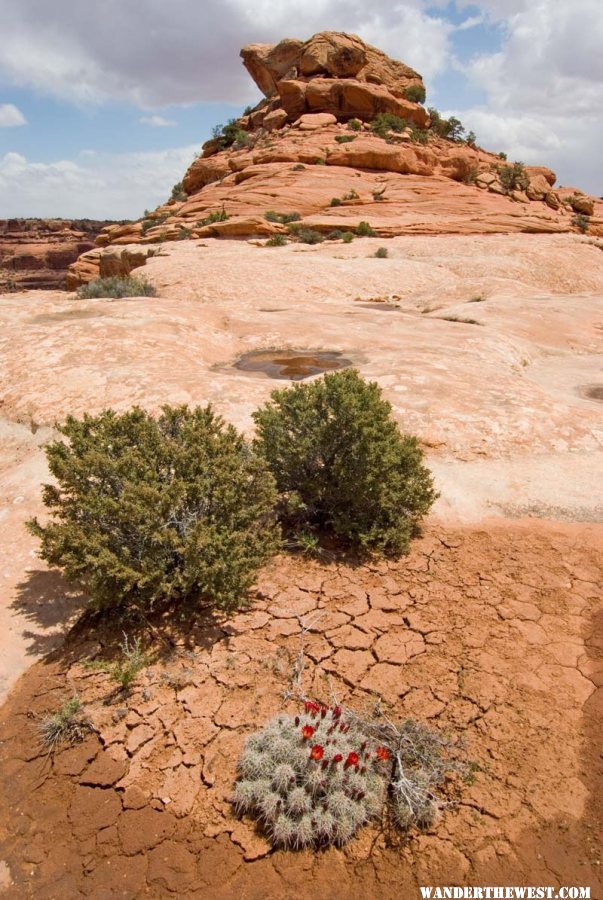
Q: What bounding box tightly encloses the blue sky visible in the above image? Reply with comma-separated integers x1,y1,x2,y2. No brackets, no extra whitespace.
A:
0,0,600,218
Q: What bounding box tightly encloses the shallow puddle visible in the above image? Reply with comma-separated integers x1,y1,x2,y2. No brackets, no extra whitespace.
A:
235,349,352,380
579,384,603,402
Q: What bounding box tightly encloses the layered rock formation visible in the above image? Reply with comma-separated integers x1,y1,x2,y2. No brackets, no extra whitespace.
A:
0,219,115,291
67,32,602,287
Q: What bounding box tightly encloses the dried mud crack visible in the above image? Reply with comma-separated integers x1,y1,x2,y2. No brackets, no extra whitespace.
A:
0,520,601,898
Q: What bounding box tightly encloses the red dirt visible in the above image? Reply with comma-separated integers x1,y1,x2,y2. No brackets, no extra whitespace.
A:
0,520,601,898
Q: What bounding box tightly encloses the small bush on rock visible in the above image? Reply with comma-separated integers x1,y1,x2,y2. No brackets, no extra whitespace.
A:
356,221,377,237
77,276,157,299
572,213,590,233
253,369,437,554
266,234,288,247
404,84,426,104
348,118,362,131
497,162,529,194
341,232,355,243
38,696,90,749
28,405,279,612
374,247,389,258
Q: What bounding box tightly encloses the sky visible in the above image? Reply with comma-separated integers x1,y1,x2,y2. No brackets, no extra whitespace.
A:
0,0,601,219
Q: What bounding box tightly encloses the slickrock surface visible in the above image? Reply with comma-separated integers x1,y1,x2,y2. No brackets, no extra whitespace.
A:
0,219,114,292
2,232,603,699
0,521,600,897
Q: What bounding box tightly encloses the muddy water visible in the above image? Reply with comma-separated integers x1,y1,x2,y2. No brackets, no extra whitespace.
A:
235,349,352,380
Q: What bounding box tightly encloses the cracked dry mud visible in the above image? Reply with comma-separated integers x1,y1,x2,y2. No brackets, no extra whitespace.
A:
0,521,601,898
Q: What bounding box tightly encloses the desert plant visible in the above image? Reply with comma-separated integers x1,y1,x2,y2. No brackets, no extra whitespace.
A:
326,230,344,241
253,369,437,554
86,634,153,692
177,226,192,240
371,113,409,140
28,405,279,612
497,162,529,194
374,247,388,259
372,187,387,201
212,119,250,150
466,131,477,146
462,167,478,185
77,276,157,299
293,163,306,171
343,189,360,201
170,182,186,202
290,227,324,245
233,704,390,848
335,134,356,144
315,158,327,165
233,703,459,847
348,118,362,132
141,213,168,235
265,211,301,225
356,221,377,237
266,234,288,247
404,84,426,104
498,151,507,161
330,197,343,207
198,207,229,226
341,232,355,244
37,696,90,749
427,108,467,142
572,214,590,233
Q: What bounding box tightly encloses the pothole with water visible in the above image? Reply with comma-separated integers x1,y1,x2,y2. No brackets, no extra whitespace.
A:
234,349,353,380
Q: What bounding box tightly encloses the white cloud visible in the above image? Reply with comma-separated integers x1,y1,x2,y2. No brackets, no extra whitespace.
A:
452,0,603,194
0,103,26,126
139,115,177,127
0,146,199,219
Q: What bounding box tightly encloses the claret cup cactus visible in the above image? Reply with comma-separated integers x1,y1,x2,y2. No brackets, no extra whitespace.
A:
233,702,392,848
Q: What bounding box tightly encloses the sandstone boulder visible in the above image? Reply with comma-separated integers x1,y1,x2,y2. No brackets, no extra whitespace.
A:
568,194,594,216
242,32,423,99
296,112,338,130
263,108,288,131
525,165,556,187
526,174,550,201
183,156,231,194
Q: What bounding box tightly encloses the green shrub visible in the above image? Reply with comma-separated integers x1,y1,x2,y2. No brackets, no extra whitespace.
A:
497,162,529,194
86,635,153,693
498,151,507,161
37,697,90,749
572,214,590,233
294,228,324,245
466,130,477,146
266,234,288,247
341,232,355,243
374,247,388,258
315,158,327,165
28,405,279,612
212,119,250,150
265,211,301,224
253,369,437,554
371,113,409,139
335,134,356,144
177,226,192,240
77,276,157,299
348,118,362,132
141,213,168,235
293,163,306,171
356,221,376,237
330,197,342,207
427,108,466,142
326,230,344,241
404,84,426,104
170,182,187,202
198,207,229,226
462,167,478,185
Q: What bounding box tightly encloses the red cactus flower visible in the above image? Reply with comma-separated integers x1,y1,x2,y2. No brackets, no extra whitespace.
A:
294,716,300,726
301,725,315,741
304,700,320,717
345,751,359,769
332,754,343,764
376,746,391,761
310,744,324,761
321,759,329,769
332,706,342,719
320,706,327,718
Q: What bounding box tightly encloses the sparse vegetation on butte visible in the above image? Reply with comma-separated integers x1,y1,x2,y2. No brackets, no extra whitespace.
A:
0,30,601,900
